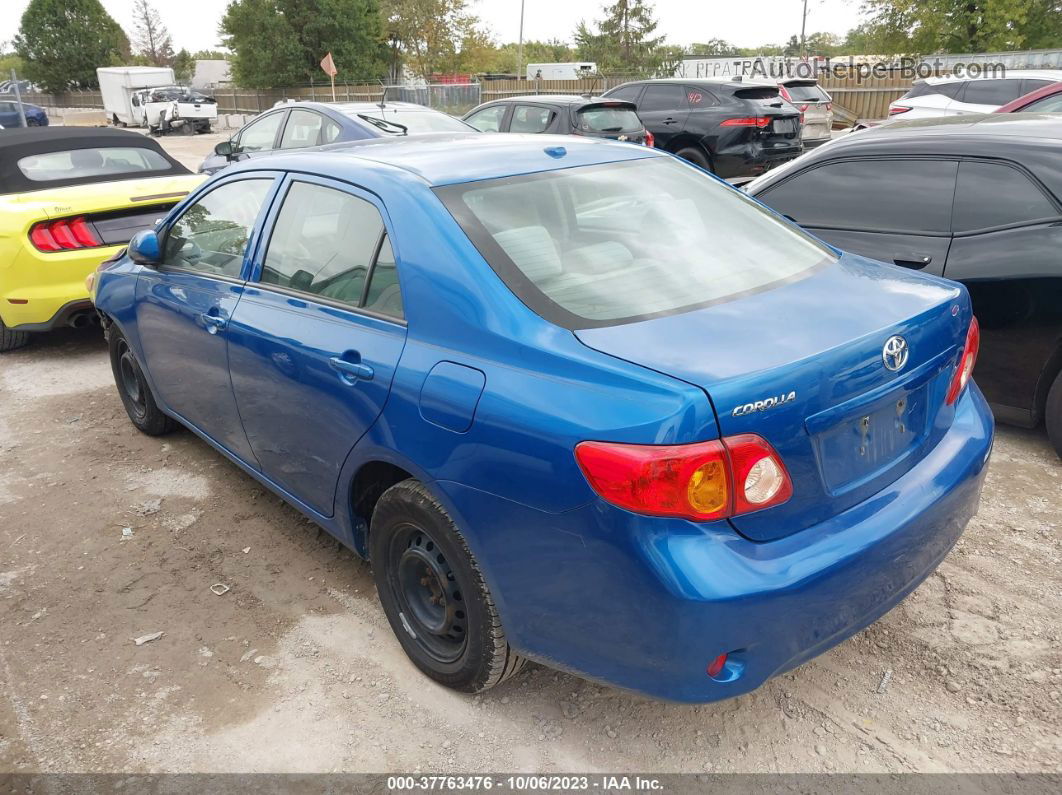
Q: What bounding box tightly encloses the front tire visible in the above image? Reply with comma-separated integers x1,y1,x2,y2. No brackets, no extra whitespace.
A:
1045,370,1062,459
371,480,524,693
108,329,176,436
675,146,712,171
0,318,30,353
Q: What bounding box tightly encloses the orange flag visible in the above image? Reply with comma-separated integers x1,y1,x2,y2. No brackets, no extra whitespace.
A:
320,52,337,77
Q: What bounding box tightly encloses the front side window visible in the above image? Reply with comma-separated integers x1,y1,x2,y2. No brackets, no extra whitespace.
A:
262,181,401,318
237,113,284,153
953,161,1058,232
162,178,273,278
437,157,835,327
18,147,173,181
280,109,325,149
464,105,506,132
510,105,554,133
640,84,688,112
758,158,958,234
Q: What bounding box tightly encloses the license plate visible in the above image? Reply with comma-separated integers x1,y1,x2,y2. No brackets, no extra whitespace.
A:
772,118,797,134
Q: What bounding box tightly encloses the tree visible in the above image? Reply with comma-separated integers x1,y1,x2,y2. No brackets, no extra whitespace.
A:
382,0,485,79
688,39,738,57
131,0,174,67
221,0,387,88
13,0,129,92
574,0,671,76
172,49,195,82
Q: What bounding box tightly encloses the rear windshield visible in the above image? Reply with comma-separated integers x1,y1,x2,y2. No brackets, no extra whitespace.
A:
734,86,780,100
575,105,642,133
347,109,471,134
784,83,830,102
17,147,174,181
436,157,835,328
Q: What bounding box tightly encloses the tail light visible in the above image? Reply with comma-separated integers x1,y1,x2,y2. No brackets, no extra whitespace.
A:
644,130,655,148
945,317,980,405
798,104,809,113
721,117,772,128
29,217,103,252
778,86,792,102
574,434,792,521
889,105,912,115
825,102,832,112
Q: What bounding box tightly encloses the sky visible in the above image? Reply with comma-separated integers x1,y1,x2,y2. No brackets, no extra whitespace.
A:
1,0,867,55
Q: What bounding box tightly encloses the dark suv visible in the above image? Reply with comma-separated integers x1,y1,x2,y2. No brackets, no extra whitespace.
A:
602,79,802,176
462,95,651,145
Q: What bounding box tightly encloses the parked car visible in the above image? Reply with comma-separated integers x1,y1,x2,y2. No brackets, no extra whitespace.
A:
463,95,652,145
778,78,833,147
601,78,802,176
0,127,204,352
198,101,477,174
747,114,1062,455
92,134,992,701
888,70,1060,119
996,81,1062,113
134,85,217,134
0,99,48,128
0,80,37,95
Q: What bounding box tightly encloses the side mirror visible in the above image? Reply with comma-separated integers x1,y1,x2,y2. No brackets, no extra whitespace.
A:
128,229,161,266
214,140,234,158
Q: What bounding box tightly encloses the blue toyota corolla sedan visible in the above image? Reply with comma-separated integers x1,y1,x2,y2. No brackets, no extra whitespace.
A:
90,134,993,702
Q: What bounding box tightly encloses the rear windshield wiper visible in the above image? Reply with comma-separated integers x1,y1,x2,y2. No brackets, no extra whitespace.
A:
357,114,408,134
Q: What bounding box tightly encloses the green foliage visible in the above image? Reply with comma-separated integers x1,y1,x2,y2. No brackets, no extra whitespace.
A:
0,52,28,78
688,39,739,57
575,0,671,76
382,0,487,79
859,0,1062,54
172,49,195,82
221,0,388,87
14,0,130,92
131,0,174,67
488,39,578,75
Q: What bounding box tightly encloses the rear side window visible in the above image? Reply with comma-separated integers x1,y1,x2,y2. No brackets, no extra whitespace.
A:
1021,79,1054,96
280,109,325,149
640,85,688,112
262,181,386,309
961,78,1026,106
510,105,554,133
575,105,642,132
953,161,1058,232
758,159,958,234
436,157,834,327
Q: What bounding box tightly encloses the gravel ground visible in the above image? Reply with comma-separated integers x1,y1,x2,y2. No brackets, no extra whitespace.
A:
1,135,1060,774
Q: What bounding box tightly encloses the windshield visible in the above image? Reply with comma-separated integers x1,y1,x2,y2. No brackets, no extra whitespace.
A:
575,106,642,133
437,157,835,327
347,108,471,134
784,83,830,102
17,147,175,181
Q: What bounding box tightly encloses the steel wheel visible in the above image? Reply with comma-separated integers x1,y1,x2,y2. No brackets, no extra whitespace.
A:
117,340,147,420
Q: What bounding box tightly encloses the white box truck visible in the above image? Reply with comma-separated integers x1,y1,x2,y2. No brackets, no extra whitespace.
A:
526,63,598,80
98,66,175,126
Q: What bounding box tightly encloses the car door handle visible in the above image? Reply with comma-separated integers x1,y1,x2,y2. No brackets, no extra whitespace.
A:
893,255,932,269
329,356,374,382
662,117,678,124
201,313,228,333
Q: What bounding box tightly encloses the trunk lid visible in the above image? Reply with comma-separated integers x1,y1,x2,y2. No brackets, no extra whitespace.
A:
575,255,970,541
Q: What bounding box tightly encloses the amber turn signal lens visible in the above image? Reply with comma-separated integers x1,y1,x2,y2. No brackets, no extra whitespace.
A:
687,460,728,515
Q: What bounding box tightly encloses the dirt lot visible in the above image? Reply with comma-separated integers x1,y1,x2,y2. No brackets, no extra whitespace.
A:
1,134,1061,775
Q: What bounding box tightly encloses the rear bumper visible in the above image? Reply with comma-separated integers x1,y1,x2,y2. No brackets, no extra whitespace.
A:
714,142,802,177
0,245,118,328
438,384,993,701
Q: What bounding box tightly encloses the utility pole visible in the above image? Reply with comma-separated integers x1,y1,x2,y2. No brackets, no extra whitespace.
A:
800,0,808,59
516,0,526,82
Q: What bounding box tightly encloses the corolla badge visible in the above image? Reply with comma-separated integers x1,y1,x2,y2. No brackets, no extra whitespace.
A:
732,391,796,417
882,336,909,372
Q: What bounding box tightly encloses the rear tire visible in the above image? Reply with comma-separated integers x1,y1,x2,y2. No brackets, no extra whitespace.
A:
675,146,712,172
370,479,525,693
0,318,30,353
1045,370,1062,459
108,329,176,436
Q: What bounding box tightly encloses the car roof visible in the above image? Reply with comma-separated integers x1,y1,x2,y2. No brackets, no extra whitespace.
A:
613,77,766,92
923,69,1062,85
269,100,447,114
998,79,1062,111
232,133,662,188
845,112,1062,143
482,94,627,106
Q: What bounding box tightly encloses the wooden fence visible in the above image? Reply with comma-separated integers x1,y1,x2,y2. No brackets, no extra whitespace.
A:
19,72,928,123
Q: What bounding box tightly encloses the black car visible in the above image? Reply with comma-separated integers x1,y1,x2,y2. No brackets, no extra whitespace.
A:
601,79,802,177
462,95,651,145
747,114,1062,455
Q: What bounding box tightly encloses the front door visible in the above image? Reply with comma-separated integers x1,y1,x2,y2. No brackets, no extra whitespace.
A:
226,176,407,516
134,174,277,463
636,84,690,149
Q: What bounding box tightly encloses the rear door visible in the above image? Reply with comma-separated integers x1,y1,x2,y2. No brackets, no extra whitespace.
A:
226,175,407,516
754,157,957,276
637,84,690,148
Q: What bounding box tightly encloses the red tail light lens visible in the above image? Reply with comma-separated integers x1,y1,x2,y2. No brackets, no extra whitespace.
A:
825,102,832,112
889,105,912,115
721,117,772,128
644,130,655,148
778,86,792,102
946,317,980,405
575,434,791,521
29,217,102,252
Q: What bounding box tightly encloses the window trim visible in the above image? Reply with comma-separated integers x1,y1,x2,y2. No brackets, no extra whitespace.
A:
756,155,961,237
950,156,1062,237
156,173,281,282
247,173,407,326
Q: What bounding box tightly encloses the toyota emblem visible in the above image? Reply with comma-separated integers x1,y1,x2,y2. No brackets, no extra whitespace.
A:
882,336,909,372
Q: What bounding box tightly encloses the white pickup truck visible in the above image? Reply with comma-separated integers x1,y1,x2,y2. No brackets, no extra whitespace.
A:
133,86,218,134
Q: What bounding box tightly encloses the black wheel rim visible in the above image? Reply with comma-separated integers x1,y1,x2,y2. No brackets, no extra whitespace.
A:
387,524,467,664
118,342,147,419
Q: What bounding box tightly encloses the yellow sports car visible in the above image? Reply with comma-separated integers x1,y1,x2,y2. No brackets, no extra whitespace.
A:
0,127,204,351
